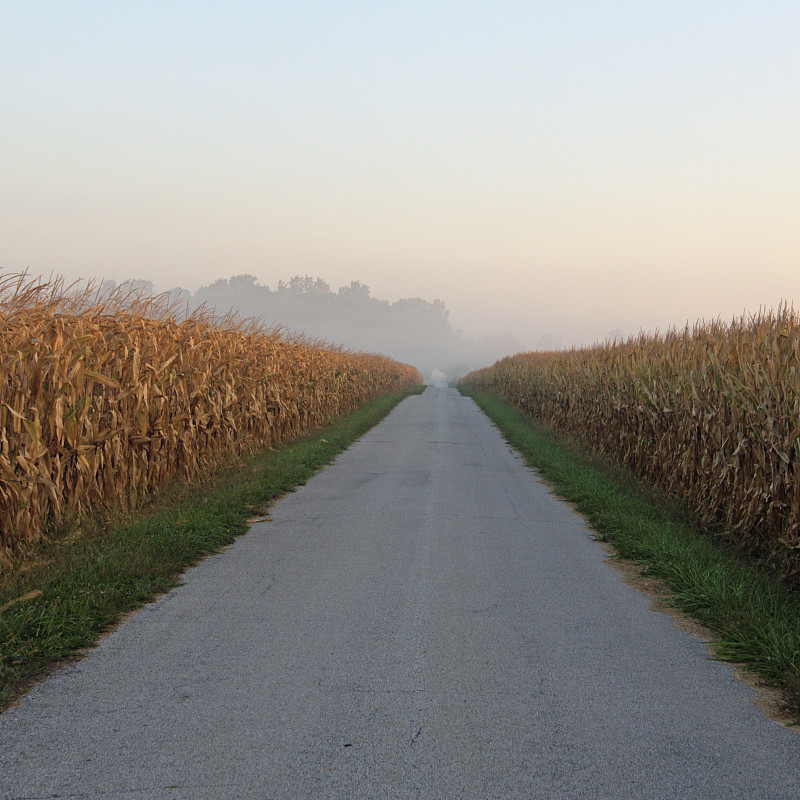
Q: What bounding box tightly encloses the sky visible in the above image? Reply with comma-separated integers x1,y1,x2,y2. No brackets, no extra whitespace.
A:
3,1,799,351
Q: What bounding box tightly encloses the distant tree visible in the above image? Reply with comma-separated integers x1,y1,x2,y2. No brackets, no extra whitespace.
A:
164,286,193,316
277,275,331,297
191,272,521,380
228,274,260,293
121,278,155,295
166,286,192,301
392,297,449,322
200,274,261,296
337,280,371,301
307,276,331,296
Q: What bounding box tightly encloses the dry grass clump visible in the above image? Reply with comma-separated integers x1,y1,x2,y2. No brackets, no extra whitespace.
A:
461,308,800,582
0,272,420,560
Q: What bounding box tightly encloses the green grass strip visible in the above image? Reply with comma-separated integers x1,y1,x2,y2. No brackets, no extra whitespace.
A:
0,386,425,708
461,388,800,715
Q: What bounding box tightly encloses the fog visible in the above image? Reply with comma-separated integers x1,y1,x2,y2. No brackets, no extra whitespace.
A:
3,4,798,361
102,274,524,381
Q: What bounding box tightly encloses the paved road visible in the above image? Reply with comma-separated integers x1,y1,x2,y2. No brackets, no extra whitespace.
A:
2,386,799,799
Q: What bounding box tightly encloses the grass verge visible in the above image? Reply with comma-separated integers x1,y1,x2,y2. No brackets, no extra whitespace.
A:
461,388,800,719
0,385,425,709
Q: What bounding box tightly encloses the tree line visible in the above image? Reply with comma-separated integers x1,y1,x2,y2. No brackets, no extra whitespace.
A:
99,274,522,380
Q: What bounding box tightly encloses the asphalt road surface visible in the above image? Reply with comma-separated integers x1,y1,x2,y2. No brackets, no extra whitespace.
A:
2,386,799,799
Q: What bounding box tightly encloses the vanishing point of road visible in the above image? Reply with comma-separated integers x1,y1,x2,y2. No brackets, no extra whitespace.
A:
1,386,798,799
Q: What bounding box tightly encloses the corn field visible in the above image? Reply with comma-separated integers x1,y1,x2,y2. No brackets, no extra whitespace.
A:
0,273,420,561
461,308,800,582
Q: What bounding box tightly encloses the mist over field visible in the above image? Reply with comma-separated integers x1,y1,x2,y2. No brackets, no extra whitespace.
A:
98,274,523,381
3,4,798,366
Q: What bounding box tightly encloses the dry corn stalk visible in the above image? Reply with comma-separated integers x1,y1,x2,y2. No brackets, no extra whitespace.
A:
0,272,421,561
461,307,800,582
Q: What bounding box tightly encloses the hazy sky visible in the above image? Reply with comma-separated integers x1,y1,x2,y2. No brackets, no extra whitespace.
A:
3,1,799,350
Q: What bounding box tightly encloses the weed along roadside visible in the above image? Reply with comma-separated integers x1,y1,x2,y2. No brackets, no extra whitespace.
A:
459,387,800,722
0,385,425,710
